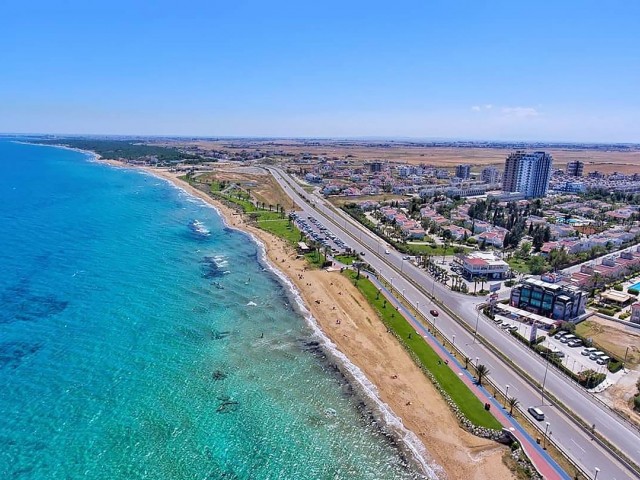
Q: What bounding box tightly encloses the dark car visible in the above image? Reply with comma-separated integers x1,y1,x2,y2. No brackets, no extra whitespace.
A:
360,251,365,256
430,309,439,317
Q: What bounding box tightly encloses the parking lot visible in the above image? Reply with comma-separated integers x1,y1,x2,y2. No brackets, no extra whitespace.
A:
291,212,348,254
488,314,618,379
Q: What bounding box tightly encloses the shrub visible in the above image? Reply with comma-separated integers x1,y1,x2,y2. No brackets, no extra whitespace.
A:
628,287,640,295
613,284,623,291
504,279,516,287
598,307,616,316
634,395,640,411
608,361,623,373
578,370,607,388
533,335,546,345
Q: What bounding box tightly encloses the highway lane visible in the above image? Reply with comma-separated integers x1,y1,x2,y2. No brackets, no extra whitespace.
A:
269,167,639,479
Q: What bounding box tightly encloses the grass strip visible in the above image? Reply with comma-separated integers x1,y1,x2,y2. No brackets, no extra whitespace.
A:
345,271,502,430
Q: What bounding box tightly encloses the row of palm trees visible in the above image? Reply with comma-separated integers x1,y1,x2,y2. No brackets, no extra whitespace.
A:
423,256,490,294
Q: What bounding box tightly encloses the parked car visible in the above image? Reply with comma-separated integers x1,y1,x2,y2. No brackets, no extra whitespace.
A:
561,334,576,344
554,331,568,340
568,339,583,348
500,323,511,329
590,351,606,361
430,309,439,317
582,347,597,356
596,356,610,365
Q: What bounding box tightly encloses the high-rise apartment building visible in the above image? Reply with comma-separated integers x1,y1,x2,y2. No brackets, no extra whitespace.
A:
481,166,501,184
368,162,383,173
566,160,584,177
455,164,471,179
502,151,553,199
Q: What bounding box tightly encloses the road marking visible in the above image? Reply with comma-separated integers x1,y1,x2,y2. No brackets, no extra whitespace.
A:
570,438,585,453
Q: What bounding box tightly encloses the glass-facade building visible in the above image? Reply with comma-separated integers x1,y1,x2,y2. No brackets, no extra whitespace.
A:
510,278,588,321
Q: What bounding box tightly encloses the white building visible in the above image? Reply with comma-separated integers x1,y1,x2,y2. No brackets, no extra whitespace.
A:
502,151,553,199
481,166,501,184
453,251,510,280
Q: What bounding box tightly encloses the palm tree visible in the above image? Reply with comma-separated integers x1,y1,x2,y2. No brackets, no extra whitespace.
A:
479,276,487,292
589,272,603,298
476,364,490,386
507,396,519,416
473,277,479,294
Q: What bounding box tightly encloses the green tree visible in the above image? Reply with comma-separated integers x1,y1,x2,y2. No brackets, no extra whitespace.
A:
476,364,490,386
507,396,519,416
527,255,548,275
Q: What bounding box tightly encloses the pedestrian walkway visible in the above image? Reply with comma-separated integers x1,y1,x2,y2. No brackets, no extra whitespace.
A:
367,273,571,480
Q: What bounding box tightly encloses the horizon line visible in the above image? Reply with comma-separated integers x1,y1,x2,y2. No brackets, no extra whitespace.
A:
1,132,640,147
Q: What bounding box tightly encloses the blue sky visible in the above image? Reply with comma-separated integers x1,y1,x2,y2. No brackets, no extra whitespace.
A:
1,1,638,142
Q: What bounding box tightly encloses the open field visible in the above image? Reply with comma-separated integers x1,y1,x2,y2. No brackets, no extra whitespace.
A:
194,165,297,211
576,316,640,366
170,139,640,175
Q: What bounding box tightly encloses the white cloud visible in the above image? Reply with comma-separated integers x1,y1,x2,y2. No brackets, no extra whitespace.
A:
471,104,494,112
501,106,540,118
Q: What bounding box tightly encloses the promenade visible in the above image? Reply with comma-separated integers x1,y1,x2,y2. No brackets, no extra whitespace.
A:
366,271,571,480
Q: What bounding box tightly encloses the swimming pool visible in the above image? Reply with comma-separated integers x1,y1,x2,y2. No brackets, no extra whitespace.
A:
630,281,640,291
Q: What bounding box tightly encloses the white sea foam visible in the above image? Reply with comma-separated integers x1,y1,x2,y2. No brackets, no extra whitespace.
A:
246,301,258,306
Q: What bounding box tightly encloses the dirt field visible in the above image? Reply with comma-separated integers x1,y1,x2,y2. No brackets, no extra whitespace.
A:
194,165,297,210
576,316,640,366
176,140,640,175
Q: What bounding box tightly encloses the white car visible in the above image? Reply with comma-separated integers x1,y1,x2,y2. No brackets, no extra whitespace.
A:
385,249,390,254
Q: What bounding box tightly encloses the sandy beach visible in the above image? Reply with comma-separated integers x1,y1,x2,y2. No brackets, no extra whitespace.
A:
111,162,515,480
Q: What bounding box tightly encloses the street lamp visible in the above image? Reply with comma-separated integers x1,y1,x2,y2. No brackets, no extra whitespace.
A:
624,345,631,372
402,288,406,298
401,258,406,273
543,422,550,449
594,467,600,480
475,357,479,367
503,384,510,408
473,307,480,343
390,277,394,292
541,352,551,405
452,335,456,352
416,301,419,312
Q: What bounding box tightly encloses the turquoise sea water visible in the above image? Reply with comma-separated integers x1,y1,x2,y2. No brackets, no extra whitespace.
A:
0,140,433,479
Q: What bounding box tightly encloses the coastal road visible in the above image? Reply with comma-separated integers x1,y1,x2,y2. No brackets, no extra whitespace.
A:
268,167,640,480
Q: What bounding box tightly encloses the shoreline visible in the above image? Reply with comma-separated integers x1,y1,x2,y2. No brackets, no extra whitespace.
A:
71,152,515,479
